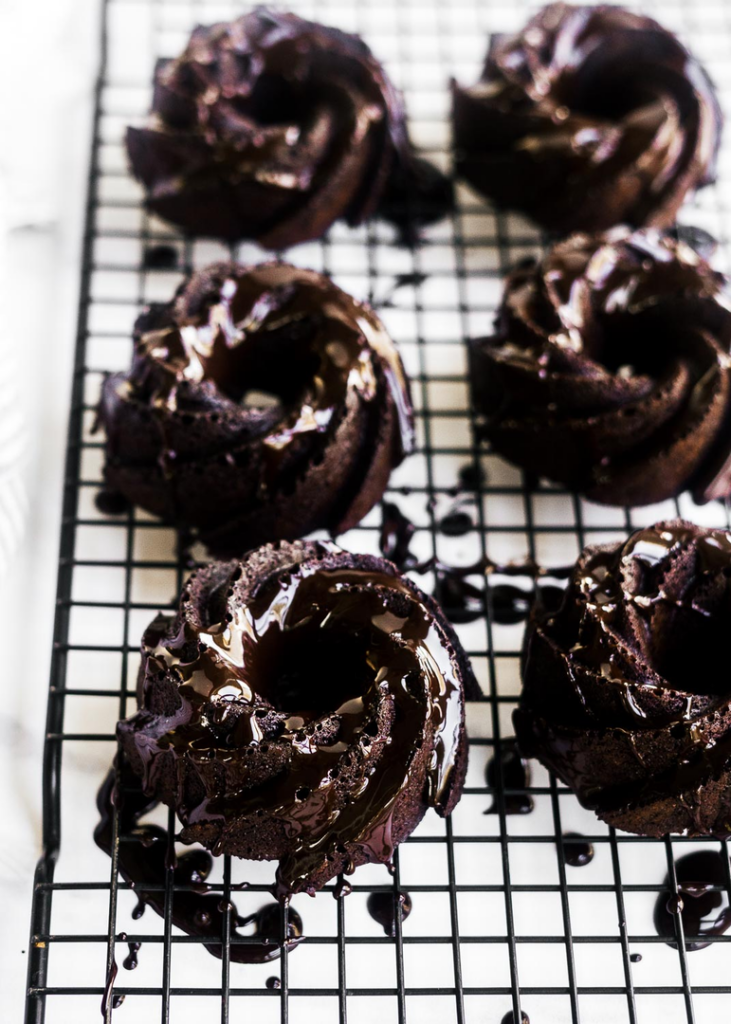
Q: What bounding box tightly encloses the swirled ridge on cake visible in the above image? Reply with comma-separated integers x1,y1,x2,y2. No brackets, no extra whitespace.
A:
452,3,721,233
117,540,475,896
470,228,731,506
98,261,413,556
127,7,450,246
515,520,731,837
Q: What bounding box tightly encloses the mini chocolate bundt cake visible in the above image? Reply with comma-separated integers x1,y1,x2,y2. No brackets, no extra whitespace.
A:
117,540,476,896
515,521,731,837
127,7,450,247
470,228,731,506
452,3,721,233
98,261,413,556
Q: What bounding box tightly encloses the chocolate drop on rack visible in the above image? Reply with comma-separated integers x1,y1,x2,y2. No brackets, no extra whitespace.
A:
142,244,178,270
485,741,534,815
122,941,140,971
266,976,282,990
439,509,473,537
366,890,413,936
654,850,731,951
561,833,595,867
630,952,643,963
94,491,130,516
500,1011,529,1024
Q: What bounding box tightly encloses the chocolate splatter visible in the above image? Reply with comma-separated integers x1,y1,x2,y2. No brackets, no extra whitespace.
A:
654,850,731,951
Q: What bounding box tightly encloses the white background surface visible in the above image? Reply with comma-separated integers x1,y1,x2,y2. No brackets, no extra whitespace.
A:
0,1,100,1019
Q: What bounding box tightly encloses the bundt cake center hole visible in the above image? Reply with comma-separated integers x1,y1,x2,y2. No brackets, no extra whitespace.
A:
262,628,375,717
201,318,322,409
237,73,305,127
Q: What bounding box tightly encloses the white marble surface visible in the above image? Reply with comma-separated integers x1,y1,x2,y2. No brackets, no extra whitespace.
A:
0,1,99,1019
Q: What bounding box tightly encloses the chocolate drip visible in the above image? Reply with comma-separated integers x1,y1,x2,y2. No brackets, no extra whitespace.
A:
366,890,413,936
239,904,303,951
266,976,282,990
380,501,416,569
122,940,140,971
561,833,595,867
434,571,484,624
485,742,534,815
94,764,301,964
500,1012,529,1024
654,850,731,951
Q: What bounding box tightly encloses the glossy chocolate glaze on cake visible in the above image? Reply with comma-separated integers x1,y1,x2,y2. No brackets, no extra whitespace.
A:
515,520,731,837
471,228,731,506
127,7,450,247
98,262,413,557
452,3,721,233
116,540,475,897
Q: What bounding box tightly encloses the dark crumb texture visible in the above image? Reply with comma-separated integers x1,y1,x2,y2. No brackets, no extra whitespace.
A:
452,2,721,234
471,228,731,506
117,540,475,895
127,6,450,246
515,520,731,837
98,261,414,557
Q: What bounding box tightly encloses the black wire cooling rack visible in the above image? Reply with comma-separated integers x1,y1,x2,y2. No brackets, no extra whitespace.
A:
24,0,731,1022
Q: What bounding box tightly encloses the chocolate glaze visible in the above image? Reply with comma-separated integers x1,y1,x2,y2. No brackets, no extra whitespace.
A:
366,890,413,936
472,228,731,506
485,742,534,815
654,850,731,951
561,832,594,867
266,976,282,990
516,520,731,836
115,540,473,897
126,8,449,248
453,3,722,234
630,952,642,963
98,263,414,557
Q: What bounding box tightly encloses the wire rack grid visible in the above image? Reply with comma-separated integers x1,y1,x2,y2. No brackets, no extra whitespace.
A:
23,0,731,1022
